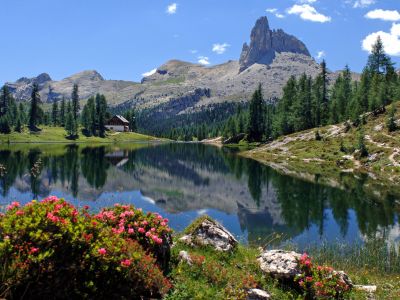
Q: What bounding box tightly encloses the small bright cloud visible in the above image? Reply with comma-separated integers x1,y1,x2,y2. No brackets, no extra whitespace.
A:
362,23,400,56
166,3,177,14
365,9,400,22
189,49,198,54
316,50,326,59
198,56,210,65
287,4,331,23
212,43,230,54
353,0,375,8
142,68,157,77
299,0,317,3
266,8,285,19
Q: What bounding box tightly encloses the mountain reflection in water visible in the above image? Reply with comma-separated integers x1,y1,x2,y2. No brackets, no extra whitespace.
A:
0,143,399,247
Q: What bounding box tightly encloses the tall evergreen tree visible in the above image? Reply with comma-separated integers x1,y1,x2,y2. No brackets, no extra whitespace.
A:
71,84,80,121
81,104,91,135
51,101,59,126
60,97,66,126
247,84,265,141
320,60,330,125
29,83,40,131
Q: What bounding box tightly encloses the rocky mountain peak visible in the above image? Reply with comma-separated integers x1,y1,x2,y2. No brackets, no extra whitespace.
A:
66,70,104,82
239,16,310,73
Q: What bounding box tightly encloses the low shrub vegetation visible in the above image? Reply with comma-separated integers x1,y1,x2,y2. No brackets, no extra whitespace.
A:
0,197,172,299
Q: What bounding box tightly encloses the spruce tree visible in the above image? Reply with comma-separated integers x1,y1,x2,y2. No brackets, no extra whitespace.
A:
29,83,40,131
387,103,397,132
71,84,80,121
81,104,91,135
87,96,96,135
60,97,66,126
129,109,137,132
320,60,330,125
52,101,59,126
247,84,265,142
19,103,26,124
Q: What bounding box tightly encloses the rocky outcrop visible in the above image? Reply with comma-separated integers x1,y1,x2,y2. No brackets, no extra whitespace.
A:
6,73,52,101
239,16,310,72
179,218,238,251
246,288,271,300
258,250,301,279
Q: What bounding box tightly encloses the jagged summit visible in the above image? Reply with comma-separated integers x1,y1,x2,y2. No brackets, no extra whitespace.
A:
239,16,310,72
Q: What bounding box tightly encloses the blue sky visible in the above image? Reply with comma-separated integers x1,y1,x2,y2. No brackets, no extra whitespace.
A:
1,0,399,85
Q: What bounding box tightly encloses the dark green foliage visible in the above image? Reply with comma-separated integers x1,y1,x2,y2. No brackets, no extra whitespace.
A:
315,130,321,141
0,116,11,134
60,97,66,126
29,83,41,131
247,84,265,142
124,109,137,132
96,94,107,137
51,101,58,126
387,103,397,132
357,129,368,158
71,84,80,121
65,111,77,138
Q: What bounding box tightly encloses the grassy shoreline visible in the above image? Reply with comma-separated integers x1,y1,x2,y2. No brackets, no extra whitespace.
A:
0,126,165,144
240,102,400,199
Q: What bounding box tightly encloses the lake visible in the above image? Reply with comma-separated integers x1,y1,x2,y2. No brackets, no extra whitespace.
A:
0,143,398,249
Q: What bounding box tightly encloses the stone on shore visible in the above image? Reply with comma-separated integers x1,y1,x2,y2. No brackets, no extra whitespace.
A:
246,288,271,300
258,250,301,279
179,218,238,251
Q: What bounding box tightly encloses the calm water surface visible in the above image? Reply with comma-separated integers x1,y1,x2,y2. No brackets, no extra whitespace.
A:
0,143,398,248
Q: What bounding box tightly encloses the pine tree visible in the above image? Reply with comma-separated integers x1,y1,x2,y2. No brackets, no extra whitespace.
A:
71,84,80,121
357,129,368,157
367,36,393,75
19,103,26,124
320,60,330,125
387,103,397,132
65,111,76,138
52,101,59,126
0,85,11,117
87,97,96,135
96,94,107,138
0,116,11,134
81,104,91,135
29,83,40,131
129,109,137,132
274,76,297,136
60,97,66,126
15,117,22,133
247,84,265,141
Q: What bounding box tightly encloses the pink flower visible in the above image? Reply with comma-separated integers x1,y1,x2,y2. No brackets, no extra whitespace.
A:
15,210,24,216
141,220,148,226
156,215,163,220
7,201,20,210
120,259,131,267
306,276,313,282
156,238,163,245
145,231,151,237
138,227,145,233
315,281,323,288
29,247,39,254
128,228,134,234
160,222,166,226
151,227,156,232
43,196,58,203
163,218,169,223
98,248,107,255
83,205,89,210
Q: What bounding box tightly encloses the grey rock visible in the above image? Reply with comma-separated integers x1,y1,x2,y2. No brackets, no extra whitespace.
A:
179,219,238,251
246,288,271,300
178,250,193,265
239,16,310,72
258,250,301,279
354,285,377,293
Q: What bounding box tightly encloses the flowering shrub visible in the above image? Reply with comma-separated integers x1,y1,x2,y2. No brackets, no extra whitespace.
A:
95,204,172,269
295,253,351,299
0,197,172,299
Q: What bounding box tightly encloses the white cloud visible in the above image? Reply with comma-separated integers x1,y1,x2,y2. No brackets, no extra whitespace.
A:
189,49,198,54
353,0,375,8
299,0,317,3
365,9,400,21
166,3,177,15
362,23,400,56
212,43,230,54
287,4,331,23
316,50,326,59
197,56,210,65
266,8,285,19
142,68,157,77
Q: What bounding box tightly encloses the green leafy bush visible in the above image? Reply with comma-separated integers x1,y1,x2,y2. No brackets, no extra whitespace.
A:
0,197,172,299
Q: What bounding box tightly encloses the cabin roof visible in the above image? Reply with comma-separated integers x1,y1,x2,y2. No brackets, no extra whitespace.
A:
107,115,129,124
